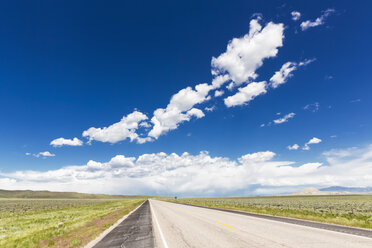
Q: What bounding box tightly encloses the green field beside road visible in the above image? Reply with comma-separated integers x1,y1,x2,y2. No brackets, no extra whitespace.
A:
0,198,145,248
163,195,372,229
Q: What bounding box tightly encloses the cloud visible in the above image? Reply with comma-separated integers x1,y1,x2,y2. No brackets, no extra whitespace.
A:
82,111,150,144
224,81,267,107
50,137,83,147
350,99,361,103
211,74,230,89
270,62,297,88
300,9,335,31
55,16,309,144
270,59,315,88
303,102,320,112
4,145,372,196
291,11,301,21
211,18,284,86
139,122,151,128
303,137,322,150
287,144,299,150
33,151,55,158
205,106,216,112
25,152,31,156
307,137,322,144
214,90,224,97
298,58,316,66
238,151,275,163
323,147,357,158
148,83,210,139
273,112,295,124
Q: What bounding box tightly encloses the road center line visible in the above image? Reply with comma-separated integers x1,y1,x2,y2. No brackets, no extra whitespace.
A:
150,201,169,248
217,222,235,229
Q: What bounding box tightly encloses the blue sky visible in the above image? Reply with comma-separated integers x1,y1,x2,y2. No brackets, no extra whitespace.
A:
0,1,371,195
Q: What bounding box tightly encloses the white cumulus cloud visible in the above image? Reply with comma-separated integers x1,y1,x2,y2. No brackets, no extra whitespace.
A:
287,144,299,150
214,90,224,97
3,145,372,196
33,151,55,158
303,137,322,150
148,83,210,139
224,81,267,107
212,18,284,86
82,111,149,144
54,16,312,144
50,137,83,147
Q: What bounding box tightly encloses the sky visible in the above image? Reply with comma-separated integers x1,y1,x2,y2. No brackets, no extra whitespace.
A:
0,0,371,196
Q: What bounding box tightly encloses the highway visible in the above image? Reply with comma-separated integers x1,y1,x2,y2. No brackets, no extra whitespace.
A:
150,199,372,248
93,201,153,248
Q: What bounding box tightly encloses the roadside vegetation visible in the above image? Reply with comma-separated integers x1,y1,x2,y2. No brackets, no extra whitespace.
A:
162,195,372,229
0,198,145,248
0,189,146,199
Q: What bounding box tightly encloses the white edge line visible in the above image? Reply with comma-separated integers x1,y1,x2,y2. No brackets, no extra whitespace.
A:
84,200,147,248
150,200,169,248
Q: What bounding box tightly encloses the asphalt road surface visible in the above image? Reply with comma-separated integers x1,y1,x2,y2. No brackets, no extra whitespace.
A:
93,200,153,248
150,199,372,248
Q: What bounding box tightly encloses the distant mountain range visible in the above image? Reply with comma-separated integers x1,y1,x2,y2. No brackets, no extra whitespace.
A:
321,186,372,193
291,186,372,196
0,189,147,199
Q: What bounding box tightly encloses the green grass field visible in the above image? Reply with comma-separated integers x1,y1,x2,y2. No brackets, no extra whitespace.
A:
0,198,145,248
163,195,372,229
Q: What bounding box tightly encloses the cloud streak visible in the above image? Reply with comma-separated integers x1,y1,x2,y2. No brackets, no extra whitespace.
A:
300,9,335,31
273,112,296,124
270,59,315,88
31,151,55,158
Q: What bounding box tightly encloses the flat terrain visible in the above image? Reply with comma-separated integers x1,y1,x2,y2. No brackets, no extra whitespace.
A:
0,189,145,199
163,194,372,229
150,199,372,248
0,198,144,247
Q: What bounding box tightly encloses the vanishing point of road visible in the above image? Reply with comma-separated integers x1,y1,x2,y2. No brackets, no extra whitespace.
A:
93,199,372,248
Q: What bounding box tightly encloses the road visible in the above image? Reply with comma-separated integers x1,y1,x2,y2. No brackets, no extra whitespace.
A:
93,200,153,248
150,199,372,248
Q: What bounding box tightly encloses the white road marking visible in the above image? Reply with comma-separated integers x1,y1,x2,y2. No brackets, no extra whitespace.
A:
150,201,169,248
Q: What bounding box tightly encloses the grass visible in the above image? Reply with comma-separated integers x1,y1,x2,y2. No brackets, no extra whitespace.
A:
0,189,146,199
0,198,145,248
161,195,372,229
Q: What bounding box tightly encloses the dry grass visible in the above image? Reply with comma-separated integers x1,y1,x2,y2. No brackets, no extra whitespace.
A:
0,198,145,248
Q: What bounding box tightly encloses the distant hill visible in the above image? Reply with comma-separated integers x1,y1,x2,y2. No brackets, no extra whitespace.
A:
291,187,349,196
0,189,147,199
321,186,372,193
